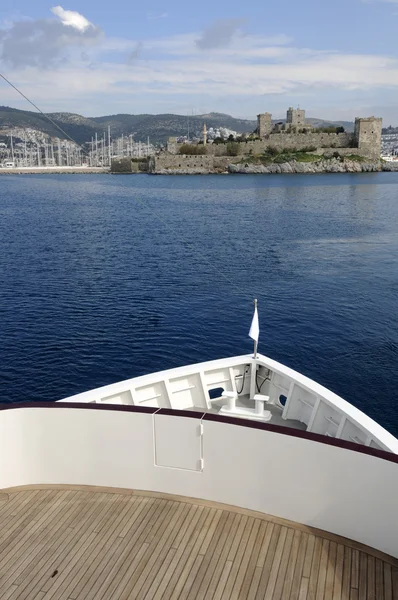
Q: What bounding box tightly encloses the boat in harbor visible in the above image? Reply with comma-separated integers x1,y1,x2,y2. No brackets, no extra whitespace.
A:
1,306,398,598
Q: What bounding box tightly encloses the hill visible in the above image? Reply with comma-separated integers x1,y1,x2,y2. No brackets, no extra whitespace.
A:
0,105,354,145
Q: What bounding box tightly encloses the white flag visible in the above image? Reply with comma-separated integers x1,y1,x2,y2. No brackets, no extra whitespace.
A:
249,304,259,342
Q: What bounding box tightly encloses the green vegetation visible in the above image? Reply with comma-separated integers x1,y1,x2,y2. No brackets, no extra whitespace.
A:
343,154,366,162
226,142,239,156
315,126,345,134
179,144,207,155
238,148,368,166
238,148,324,165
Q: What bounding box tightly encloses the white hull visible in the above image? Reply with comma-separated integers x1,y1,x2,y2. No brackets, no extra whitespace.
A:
1,354,397,560
59,353,398,454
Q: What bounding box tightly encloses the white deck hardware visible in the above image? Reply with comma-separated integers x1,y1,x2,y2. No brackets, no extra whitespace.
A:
219,391,272,421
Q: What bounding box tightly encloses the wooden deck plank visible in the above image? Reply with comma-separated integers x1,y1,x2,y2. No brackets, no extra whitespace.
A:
253,523,281,600
184,510,231,599
325,541,337,600
352,549,360,589
155,506,208,600
0,492,79,591
246,523,274,600
367,556,375,600
195,511,237,600
202,512,242,600
289,532,309,600
11,499,88,593
98,500,174,600
227,514,248,562
122,502,189,600
16,492,117,592
384,563,393,600
162,508,213,600
392,567,398,600
264,526,289,600
60,495,140,600
40,492,113,593
341,546,352,600
302,534,316,579
298,577,309,600
230,519,261,600
272,527,295,600
224,517,257,599
333,543,345,600
307,536,323,600
358,552,368,600
0,490,56,562
375,558,384,600
213,559,233,600
9,499,112,600
0,490,53,545
133,505,192,600
67,497,161,600
280,529,301,600
0,487,394,600
150,506,206,599
316,538,330,599
236,519,267,599
86,499,165,600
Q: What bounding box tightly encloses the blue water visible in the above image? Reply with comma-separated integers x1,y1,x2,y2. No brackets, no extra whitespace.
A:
1,173,398,436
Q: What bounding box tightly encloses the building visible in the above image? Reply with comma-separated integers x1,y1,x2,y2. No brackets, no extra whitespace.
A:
255,107,382,160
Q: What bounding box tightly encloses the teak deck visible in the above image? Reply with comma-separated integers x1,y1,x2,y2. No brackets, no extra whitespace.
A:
0,486,396,600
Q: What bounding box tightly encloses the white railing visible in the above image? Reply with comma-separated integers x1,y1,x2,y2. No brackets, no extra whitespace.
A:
58,354,398,454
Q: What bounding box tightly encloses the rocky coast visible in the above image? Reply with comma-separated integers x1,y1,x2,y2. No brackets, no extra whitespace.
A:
228,158,398,174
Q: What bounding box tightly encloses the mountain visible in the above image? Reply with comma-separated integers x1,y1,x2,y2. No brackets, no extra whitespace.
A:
306,118,354,131
0,105,354,145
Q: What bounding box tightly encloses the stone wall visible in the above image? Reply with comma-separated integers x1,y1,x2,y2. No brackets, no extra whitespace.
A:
111,157,148,173
149,154,236,173
111,157,134,173
255,132,353,151
169,132,355,159
161,126,383,165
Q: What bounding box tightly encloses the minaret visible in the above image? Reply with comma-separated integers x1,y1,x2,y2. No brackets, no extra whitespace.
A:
203,123,207,146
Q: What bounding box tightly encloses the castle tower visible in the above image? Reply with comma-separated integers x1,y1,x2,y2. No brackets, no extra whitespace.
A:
257,112,272,138
354,117,382,160
203,123,207,146
286,107,306,128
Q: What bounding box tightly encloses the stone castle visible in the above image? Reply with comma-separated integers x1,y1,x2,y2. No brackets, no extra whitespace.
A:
142,106,382,174
256,107,382,160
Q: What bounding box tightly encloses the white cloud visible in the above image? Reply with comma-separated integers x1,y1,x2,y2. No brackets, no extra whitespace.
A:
50,6,94,32
0,9,101,68
1,14,398,120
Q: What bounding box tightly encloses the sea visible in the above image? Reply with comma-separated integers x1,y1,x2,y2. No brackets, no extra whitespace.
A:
1,172,398,437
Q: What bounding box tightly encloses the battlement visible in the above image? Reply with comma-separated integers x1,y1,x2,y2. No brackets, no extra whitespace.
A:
254,107,382,159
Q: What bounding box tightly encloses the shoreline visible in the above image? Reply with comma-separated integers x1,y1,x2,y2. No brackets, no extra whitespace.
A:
1,162,398,176
0,167,109,175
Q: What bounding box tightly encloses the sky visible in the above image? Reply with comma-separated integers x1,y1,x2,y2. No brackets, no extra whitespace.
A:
1,1,398,123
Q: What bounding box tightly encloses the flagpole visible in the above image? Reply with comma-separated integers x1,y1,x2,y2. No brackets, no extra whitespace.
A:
253,298,258,358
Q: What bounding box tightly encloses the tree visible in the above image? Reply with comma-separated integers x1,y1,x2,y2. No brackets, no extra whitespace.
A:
179,144,207,155
226,142,239,156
